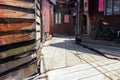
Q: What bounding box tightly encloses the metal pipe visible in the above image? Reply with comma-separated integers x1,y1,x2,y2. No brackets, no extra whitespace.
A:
75,0,82,44
77,0,80,35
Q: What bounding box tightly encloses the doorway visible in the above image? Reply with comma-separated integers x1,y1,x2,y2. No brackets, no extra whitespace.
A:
81,14,87,34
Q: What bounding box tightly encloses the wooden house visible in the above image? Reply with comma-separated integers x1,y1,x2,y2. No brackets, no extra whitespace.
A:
81,0,120,37
53,0,77,35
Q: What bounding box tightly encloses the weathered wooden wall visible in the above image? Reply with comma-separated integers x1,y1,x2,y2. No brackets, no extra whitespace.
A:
0,0,40,79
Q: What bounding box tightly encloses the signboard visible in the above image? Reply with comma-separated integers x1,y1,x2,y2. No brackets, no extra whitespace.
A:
64,15,69,23
99,0,104,12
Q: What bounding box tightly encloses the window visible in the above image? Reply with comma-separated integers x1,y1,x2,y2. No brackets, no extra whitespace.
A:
59,13,61,23
113,0,120,14
55,13,58,24
105,0,113,15
55,13,61,24
104,0,120,15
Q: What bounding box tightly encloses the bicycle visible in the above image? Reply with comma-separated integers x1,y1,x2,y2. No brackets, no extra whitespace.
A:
91,21,115,40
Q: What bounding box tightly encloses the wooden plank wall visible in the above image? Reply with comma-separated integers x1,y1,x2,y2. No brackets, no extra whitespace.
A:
0,0,40,79
54,8,75,35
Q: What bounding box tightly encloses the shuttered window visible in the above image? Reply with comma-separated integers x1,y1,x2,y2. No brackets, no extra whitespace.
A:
55,13,61,24
55,13,58,24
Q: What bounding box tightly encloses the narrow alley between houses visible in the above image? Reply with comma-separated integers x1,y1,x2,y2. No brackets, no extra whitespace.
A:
1,0,120,80
35,36,120,80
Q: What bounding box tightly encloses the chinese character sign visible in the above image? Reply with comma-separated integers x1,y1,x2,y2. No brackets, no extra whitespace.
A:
99,0,104,12
64,15,69,23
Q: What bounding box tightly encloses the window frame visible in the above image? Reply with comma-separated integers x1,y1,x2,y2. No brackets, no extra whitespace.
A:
55,13,62,24
104,0,120,15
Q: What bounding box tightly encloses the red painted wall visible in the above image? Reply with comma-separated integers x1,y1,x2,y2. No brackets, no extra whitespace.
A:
42,0,50,33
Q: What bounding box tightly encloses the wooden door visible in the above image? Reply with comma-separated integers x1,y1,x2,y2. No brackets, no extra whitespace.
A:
53,8,75,35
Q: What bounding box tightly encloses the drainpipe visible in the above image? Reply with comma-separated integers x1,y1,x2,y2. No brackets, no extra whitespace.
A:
75,0,82,44
77,0,80,34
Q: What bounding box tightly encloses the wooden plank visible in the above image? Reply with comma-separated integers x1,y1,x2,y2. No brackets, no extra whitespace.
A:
0,22,35,31
0,51,36,74
0,0,34,9
0,9,34,19
0,18,35,23
0,32,36,45
0,62,37,79
0,44,35,59
0,19,36,45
